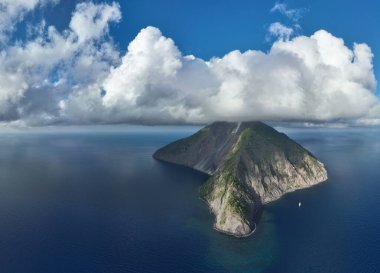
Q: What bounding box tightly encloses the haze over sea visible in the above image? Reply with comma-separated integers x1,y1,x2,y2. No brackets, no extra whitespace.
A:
0,126,379,273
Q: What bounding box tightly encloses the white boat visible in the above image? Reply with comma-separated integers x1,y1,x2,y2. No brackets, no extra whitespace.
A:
298,202,301,207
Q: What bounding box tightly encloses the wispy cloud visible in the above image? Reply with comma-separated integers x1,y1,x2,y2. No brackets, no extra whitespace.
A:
267,2,307,42
270,2,308,22
268,22,294,40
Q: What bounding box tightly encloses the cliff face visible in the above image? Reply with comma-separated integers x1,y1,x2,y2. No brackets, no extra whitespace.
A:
153,122,328,237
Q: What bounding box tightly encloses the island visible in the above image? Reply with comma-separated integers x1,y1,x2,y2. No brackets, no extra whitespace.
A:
153,122,328,237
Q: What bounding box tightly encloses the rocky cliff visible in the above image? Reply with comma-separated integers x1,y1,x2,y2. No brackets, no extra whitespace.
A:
153,122,328,237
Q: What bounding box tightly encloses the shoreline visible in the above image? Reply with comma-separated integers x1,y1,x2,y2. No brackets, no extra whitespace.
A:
199,196,257,238
213,222,256,238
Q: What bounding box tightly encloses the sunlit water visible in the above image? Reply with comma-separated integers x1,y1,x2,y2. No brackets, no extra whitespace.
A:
0,126,379,273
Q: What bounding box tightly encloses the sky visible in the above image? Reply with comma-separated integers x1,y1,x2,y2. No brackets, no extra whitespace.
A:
0,0,379,127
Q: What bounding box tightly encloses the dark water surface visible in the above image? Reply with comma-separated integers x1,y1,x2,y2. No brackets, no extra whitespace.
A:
0,126,379,273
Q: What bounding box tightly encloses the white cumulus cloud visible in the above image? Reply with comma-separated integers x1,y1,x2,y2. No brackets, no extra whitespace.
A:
99,27,377,125
0,1,378,127
0,0,59,42
69,2,121,43
0,1,120,124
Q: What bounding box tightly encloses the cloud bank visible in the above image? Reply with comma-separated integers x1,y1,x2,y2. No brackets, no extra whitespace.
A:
0,1,378,126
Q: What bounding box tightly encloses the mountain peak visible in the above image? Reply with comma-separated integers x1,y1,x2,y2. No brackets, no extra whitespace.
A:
153,122,328,237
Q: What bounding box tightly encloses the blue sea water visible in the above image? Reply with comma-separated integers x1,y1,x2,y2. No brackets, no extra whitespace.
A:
0,126,379,273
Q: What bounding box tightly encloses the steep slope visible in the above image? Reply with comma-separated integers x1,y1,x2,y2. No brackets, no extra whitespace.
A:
153,122,328,237
153,122,241,175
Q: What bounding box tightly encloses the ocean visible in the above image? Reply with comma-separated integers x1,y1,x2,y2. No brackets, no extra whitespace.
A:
0,126,379,273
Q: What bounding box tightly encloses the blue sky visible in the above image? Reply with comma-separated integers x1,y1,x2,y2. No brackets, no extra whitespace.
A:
0,0,379,126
